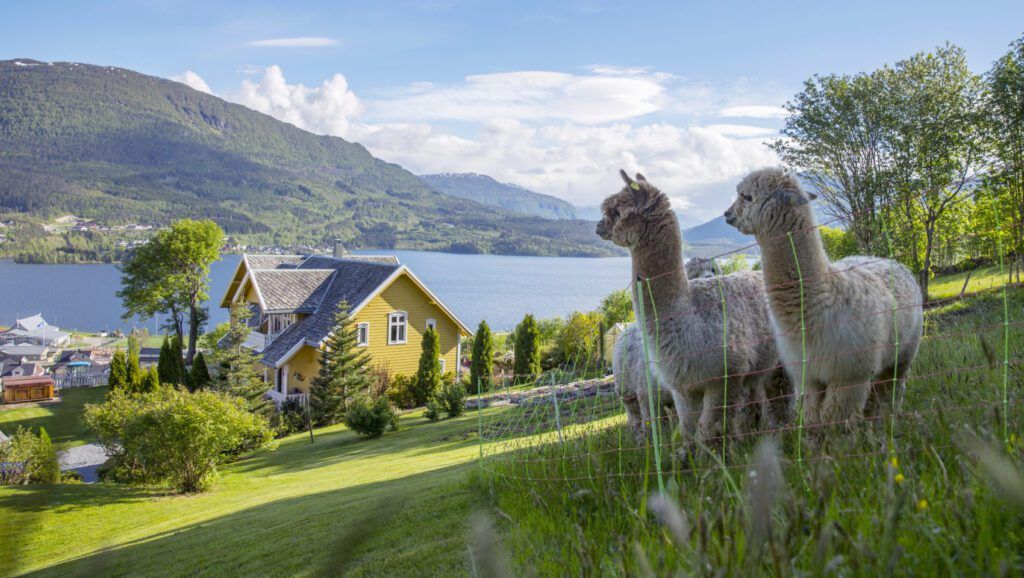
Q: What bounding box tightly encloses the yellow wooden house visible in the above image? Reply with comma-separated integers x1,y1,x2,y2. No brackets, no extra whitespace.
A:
219,251,471,405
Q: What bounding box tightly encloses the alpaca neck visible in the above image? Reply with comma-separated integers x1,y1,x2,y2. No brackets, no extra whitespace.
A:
757,211,830,293
630,215,689,313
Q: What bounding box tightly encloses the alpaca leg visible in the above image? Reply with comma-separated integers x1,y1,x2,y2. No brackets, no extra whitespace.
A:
665,388,684,433
673,389,701,458
697,388,725,446
765,367,795,430
801,382,825,427
819,378,871,432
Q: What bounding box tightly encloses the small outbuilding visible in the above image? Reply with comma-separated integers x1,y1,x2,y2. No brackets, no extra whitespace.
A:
1,375,55,404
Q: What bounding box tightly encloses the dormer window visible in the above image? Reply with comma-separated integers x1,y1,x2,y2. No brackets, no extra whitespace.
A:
388,312,407,345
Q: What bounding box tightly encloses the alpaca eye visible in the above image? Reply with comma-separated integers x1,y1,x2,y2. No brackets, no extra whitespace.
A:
741,193,753,202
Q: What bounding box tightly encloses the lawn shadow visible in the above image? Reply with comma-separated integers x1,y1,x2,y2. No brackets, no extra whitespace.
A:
15,465,480,578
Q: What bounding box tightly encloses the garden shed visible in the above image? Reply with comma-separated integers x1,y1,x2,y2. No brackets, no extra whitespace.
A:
2,375,55,404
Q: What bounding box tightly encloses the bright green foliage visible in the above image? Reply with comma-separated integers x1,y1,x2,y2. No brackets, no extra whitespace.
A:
119,219,224,365
717,254,751,275
469,320,495,393
189,351,212,392
125,334,142,388
30,428,60,484
599,289,635,327
985,34,1024,281
820,226,860,261
513,314,541,383
413,327,442,406
133,366,160,394
534,317,567,345
84,388,274,493
213,301,270,415
309,300,372,425
342,395,398,439
386,374,417,409
556,311,603,367
425,375,466,421
108,349,128,391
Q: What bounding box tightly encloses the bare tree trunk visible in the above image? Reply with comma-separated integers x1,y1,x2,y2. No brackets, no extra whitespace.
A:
187,303,199,365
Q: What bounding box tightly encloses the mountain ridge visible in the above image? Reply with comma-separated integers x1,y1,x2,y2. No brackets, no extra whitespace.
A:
0,59,622,260
419,172,578,220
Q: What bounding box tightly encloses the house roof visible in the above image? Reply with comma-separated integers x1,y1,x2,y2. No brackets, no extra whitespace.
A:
224,252,470,368
1,375,54,387
4,314,68,342
260,259,402,367
1,362,43,378
0,344,48,357
252,269,335,312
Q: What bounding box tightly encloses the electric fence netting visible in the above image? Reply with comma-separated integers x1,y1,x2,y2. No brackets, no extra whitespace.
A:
471,198,1022,537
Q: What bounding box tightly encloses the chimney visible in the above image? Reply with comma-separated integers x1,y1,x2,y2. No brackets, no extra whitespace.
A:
333,240,347,258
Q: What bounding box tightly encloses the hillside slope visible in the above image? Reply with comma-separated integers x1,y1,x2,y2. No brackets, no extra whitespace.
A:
420,173,577,220
0,59,619,258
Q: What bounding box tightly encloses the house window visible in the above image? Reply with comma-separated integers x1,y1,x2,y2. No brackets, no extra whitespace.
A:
357,323,369,347
426,318,437,332
439,359,446,373
388,312,407,344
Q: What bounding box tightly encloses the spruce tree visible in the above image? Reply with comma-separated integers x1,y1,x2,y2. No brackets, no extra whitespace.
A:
413,327,442,406
513,314,541,383
310,300,371,425
137,366,160,393
189,351,212,392
126,334,142,388
470,320,495,394
108,349,128,391
157,335,176,385
171,335,188,387
32,427,61,484
215,301,270,415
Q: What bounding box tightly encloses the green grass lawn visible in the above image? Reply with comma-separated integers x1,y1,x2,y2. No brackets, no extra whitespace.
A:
0,387,107,451
0,406,500,577
929,265,1010,299
481,287,1024,575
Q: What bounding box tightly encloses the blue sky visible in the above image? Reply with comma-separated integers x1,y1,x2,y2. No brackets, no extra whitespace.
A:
7,0,1024,219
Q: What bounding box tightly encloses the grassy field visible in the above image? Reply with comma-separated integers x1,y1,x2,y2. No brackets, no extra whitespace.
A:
1,407,499,576
0,387,106,451
929,266,1010,299
481,287,1024,575
1,274,1020,576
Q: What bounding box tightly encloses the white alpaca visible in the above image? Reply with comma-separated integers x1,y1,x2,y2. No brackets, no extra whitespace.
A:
615,258,718,443
598,171,793,448
724,168,923,428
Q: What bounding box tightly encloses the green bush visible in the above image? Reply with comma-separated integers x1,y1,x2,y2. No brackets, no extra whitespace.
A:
343,395,399,438
273,399,309,437
85,388,275,492
0,427,59,485
425,374,467,420
387,374,417,409
820,226,859,261
413,328,442,406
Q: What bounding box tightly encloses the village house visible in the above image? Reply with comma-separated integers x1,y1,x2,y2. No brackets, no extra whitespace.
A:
0,314,70,347
219,246,471,405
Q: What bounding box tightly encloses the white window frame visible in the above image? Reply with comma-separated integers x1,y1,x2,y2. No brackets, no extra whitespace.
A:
357,322,370,347
388,311,408,345
439,358,446,373
426,318,437,332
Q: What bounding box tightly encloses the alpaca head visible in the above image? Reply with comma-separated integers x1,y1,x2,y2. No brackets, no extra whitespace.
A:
684,257,718,279
724,168,817,236
596,170,673,248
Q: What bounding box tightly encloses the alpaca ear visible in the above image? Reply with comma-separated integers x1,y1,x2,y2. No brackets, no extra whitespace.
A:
619,169,635,188
808,191,818,201
772,188,809,206
635,172,647,182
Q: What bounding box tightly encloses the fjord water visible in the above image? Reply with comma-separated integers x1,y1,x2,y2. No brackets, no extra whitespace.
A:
0,251,632,333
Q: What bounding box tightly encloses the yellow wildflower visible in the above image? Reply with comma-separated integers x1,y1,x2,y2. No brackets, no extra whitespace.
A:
917,499,928,511
890,456,899,469
894,473,905,484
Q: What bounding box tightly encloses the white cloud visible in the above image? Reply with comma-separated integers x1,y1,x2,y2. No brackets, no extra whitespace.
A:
173,66,781,220
717,105,788,119
228,65,363,137
171,70,212,94
369,70,668,125
246,37,339,48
